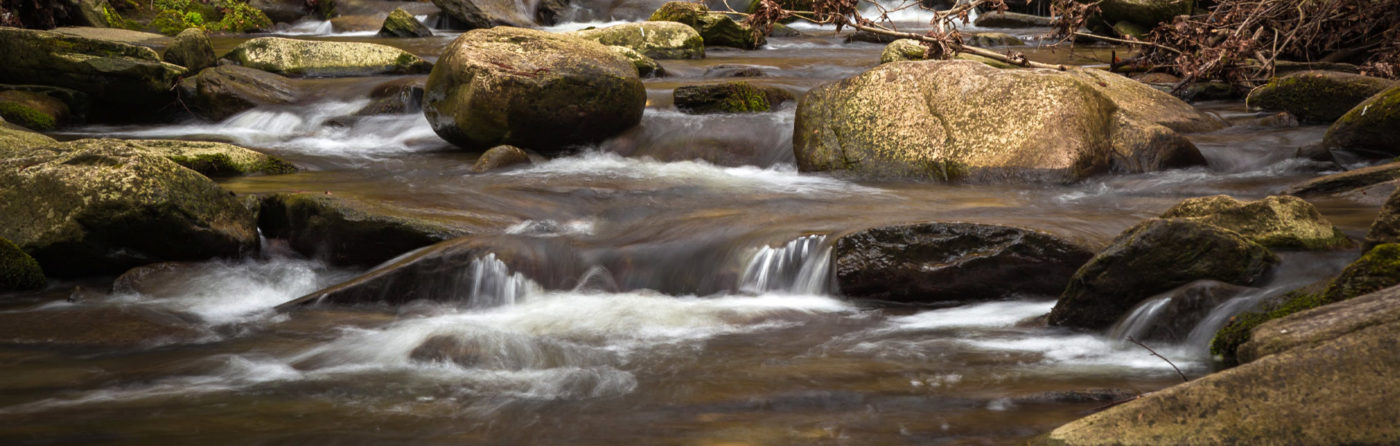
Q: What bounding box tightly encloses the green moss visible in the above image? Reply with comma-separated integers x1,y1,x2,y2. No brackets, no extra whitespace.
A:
0,237,46,292
0,103,56,131
1247,72,1396,123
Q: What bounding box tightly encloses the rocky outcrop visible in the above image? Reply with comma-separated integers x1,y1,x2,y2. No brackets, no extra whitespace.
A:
471,145,532,172
1159,195,1351,249
673,82,793,114
1322,85,1400,158
1246,71,1396,123
573,22,705,59
423,27,646,154
258,193,471,267
181,65,301,121
379,7,432,37
0,236,45,292
833,222,1094,302
0,27,184,122
1048,219,1277,330
163,28,216,72
223,37,433,77
793,60,1221,182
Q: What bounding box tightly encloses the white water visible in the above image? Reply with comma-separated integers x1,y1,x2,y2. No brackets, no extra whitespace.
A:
108,257,352,326
738,234,832,295
504,151,883,196
1108,296,1174,341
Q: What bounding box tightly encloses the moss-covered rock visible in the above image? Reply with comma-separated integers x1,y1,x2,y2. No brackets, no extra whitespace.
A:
647,2,765,50
423,27,646,154
471,145,532,172
973,11,1054,27
0,140,259,277
1048,219,1278,330
111,139,297,176
1246,71,1397,123
1239,278,1400,364
674,82,793,114
258,192,471,267
162,28,216,72
0,90,70,131
379,7,432,37
223,36,432,77
0,119,58,154
572,22,705,60
183,65,301,121
1096,0,1191,30
0,27,184,123
794,60,1221,182
1367,187,1400,247
608,46,664,78
249,0,310,24
1286,160,1400,198
649,1,706,26
834,222,1093,303
431,0,541,30
0,236,45,292
1159,195,1352,250
879,39,926,64
1322,85,1400,158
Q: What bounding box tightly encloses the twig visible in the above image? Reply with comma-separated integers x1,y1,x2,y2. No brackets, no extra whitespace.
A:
1127,336,1188,382
1072,31,1183,54
846,22,1067,70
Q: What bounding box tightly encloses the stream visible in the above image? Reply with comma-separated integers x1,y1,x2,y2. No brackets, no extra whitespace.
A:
0,5,1383,445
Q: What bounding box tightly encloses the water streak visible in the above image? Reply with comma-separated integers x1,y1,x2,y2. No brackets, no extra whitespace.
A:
738,235,832,295
1108,296,1174,341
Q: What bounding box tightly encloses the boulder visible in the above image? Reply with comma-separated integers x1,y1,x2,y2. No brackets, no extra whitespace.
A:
608,46,664,78
329,15,383,32
1322,85,1400,158
423,27,646,154
258,193,471,267
223,37,433,77
704,65,765,78
973,11,1054,27
50,26,173,50
1,236,46,292
249,0,309,24
162,28,216,72
1285,160,1400,198
471,145,532,172
794,60,1221,182
0,27,184,122
1159,195,1351,250
572,22,705,60
673,82,794,114
1047,219,1277,330
1368,188,1400,247
0,90,71,131
0,85,90,120
1096,0,1191,30
1239,282,1400,364
963,32,1023,47
355,77,426,116
110,139,296,177
648,3,764,49
0,140,259,277
879,39,926,64
379,7,432,37
183,65,301,121
1245,71,1397,123
0,119,58,154
833,222,1094,302
431,0,545,30
1108,280,1250,342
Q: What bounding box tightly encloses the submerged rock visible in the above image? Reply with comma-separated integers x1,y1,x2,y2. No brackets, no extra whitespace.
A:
182,65,301,121
355,77,425,116
258,193,471,267
794,60,1220,182
608,46,665,78
833,222,1093,302
1048,219,1277,330
472,145,532,172
163,28,216,72
0,90,70,131
379,8,432,38
573,22,705,60
1246,71,1396,123
0,27,184,122
973,11,1054,27
1,236,46,292
1159,195,1351,250
1322,85,1400,159
673,82,793,114
0,140,259,277
423,27,646,154
223,37,433,77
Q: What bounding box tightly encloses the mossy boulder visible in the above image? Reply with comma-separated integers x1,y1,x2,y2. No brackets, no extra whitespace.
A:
649,1,706,26
431,0,541,30
0,236,45,292
0,27,184,122
355,77,425,116
471,145,532,172
1047,219,1278,330
223,37,433,77
973,11,1054,27
259,193,472,267
0,90,71,131
423,27,646,154
379,8,432,37
113,139,297,177
879,39,926,64
1322,85,1400,158
834,222,1094,302
162,28,216,72
1096,0,1191,30
572,22,705,60
182,65,301,121
1246,71,1397,123
1367,188,1400,247
1159,195,1352,250
0,119,58,154
0,140,259,277
794,60,1221,182
648,2,764,50
249,0,310,24
608,46,664,78
674,82,793,114
1238,279,1400,364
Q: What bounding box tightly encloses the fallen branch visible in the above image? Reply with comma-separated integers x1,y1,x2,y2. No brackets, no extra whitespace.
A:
1127,336,1189,382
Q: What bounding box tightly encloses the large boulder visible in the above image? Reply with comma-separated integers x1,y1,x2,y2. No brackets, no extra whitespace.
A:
1047,219,1278,330
0,140,259,277
794,60,1221,182
0,27,184,122
834,222,1094,302
673,82,793,114
1246,71,1397,123
162,28,217,72
431,0,545,30
379,7,432,37
572,22,705,60
258,193,471,267
1159,195,1351,250
0,236,45,292
649,3,766,50
223,37,432,77
181,65,301,121
423,27,646,154
0,119,58,153
1239,282,1400,364
1322,85,1400,158
0,90,71,131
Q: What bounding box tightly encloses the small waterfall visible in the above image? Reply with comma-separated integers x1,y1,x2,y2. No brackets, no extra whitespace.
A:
1184,286,1283,351
738,235,832,295
461,254,541,308
1108,297,1173,340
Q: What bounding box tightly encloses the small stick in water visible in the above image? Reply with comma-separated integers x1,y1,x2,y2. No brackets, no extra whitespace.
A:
1127,336,1189,382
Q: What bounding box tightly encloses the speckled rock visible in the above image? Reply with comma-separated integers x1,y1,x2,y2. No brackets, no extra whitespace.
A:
379,8,432,37
673,82,793,114
0,27,184,122
1160,195,1351,249
879,39,926,64
572,22,705,60
1246,71,1396,123
423,27,646,154
794,60,1221,182
649,3,763,49
471,145,532,172
258,193,472,267
0,236,45,292
0,140,259,277
163,28,217,72
109,139,296,177
608,46,664,78
223,37,432,77
1323,85,1400,158
183,65,301,121
0,119,58,154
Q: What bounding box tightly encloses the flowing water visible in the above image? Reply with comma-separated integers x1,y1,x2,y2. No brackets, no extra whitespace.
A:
1,7,1384,445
